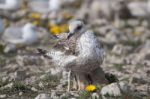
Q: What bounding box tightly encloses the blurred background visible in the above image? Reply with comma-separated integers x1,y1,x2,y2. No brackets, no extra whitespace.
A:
0,0,150,98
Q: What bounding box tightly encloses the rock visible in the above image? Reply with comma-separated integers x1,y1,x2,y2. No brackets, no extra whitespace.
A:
19,92,23,96
35,93,50,99
1,83,13,90
0,94,6,98
38,82,44,88
92,93,99,99
112,44,132,55
4,44,17,53
16,55,43,66
128,1,148,18
98,25,127,45
50,91,59,99
60,93,69,99
9,70,27,81
127,19,140,27
31,87,38,92
105,55,124,65
25,76,37,85
101,82,134,98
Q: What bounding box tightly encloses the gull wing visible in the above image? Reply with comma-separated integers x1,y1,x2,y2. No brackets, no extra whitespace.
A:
50,32,76,54
2,26,25,44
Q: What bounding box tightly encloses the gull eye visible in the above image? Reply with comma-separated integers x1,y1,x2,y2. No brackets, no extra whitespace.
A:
76,25,82,31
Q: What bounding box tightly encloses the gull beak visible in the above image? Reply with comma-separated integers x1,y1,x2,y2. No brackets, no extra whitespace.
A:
67,32,74,39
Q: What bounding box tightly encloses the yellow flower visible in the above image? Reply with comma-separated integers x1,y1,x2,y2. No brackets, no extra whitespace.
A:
49,25,61,35
85,85,96,92
29,13,41,20
49,24,69,35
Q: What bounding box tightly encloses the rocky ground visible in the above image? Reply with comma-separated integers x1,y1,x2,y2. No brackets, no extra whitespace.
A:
0,0,150,99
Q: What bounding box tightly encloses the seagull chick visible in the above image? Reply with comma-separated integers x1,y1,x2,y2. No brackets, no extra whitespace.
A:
38,20,108,90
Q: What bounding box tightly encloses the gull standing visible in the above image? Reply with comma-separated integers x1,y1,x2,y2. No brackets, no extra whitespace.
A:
38,20,108,90
2,23,39,53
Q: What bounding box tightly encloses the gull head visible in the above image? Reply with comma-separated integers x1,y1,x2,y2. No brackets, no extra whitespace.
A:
67,20,85,39
23,23,38,32
22,23,38,44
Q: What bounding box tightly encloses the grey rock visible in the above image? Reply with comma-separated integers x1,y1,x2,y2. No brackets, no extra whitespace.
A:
31,87,38,92
92,93,99,99
112,44,132,55
9,70,27,81
127,19,140,27
0,94,6,98
35,93,50,99
1,83,13,90
101,81,134,98
50,91,59,99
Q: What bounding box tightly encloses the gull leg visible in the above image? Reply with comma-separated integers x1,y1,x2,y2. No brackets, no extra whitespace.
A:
77,75,86,91
73,75,78,90
77,76,81,91
67,70,71,92
79,81,85,90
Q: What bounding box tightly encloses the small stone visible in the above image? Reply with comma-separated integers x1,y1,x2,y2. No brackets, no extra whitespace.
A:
2,83,13,90
101,82,134,98
50,91,59,99
39,82,44,88
112,44,132,55
19,92,23,96
0,94,6,98
92,93,99,99
35,93,50,99
127,19,140,27
9,70,27,81
31,87,38,92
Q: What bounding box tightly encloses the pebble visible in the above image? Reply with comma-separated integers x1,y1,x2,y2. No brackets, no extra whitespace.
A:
35,93,50,99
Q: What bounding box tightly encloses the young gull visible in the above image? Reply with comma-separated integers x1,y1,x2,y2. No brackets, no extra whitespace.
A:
38,20,108,90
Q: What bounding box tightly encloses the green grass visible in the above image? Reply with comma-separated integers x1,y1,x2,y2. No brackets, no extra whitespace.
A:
121,40,142,48
39,74,60,88
113,63,124,71
77,91,91,99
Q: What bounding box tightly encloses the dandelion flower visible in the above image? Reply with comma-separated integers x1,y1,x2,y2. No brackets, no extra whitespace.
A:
85,85,96,92
49,24,69,35
29,13,41,20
